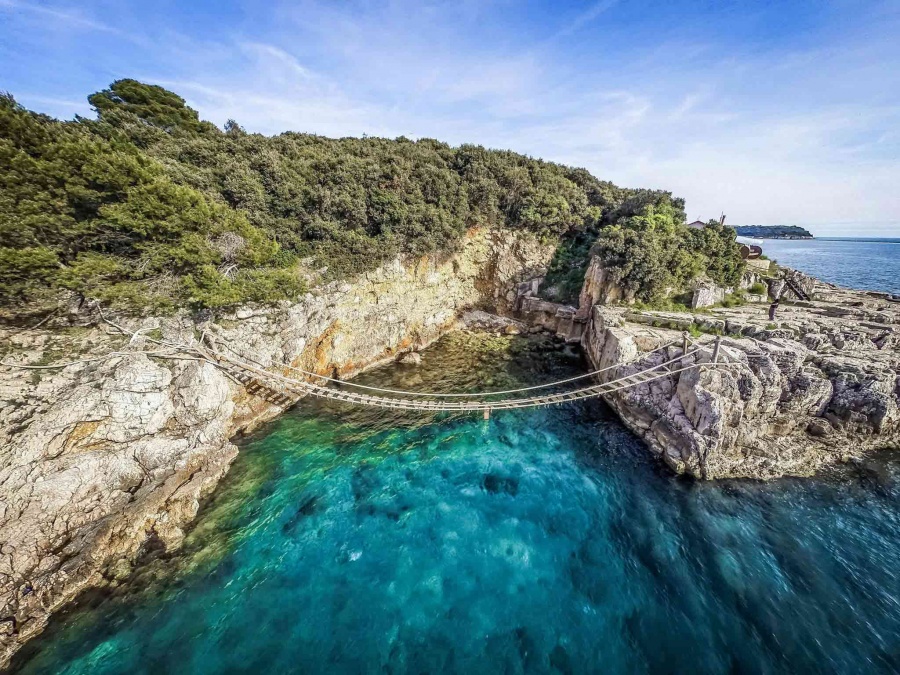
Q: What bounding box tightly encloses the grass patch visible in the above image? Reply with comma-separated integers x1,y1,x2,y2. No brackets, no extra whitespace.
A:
632,297,693,313
748,282,767,295
720,292,747,308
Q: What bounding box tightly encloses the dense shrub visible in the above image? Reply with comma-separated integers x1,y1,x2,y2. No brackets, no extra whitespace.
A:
0,80,742,316
0,91,300,313
592,211,744,303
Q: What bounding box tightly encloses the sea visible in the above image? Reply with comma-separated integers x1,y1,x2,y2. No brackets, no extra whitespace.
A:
11,332,900,675
740,237,900,296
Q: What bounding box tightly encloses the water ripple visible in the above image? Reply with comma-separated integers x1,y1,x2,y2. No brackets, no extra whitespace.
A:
12,333,900,674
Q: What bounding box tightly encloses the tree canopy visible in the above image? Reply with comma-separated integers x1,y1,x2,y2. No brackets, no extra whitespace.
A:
88,79,208,134
591,213,744,303
0,81,742,318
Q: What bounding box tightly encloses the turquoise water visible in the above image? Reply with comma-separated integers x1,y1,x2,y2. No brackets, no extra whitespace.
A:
11,333,900,674
748,237,900,295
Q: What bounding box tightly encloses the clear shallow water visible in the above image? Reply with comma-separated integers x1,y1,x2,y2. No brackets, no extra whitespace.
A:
749,237,900,295
12,332,900,674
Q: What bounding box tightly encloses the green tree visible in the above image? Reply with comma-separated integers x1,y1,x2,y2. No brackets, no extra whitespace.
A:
0,80,744,318
88,79,205,133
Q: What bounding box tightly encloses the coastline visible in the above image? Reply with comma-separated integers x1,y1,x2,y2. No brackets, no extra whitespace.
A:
2,244,899,666
0,229,553,668
751,237,900,297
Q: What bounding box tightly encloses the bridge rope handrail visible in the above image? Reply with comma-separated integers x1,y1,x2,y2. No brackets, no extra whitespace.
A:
205,343,710,410
211,335,685,398
2,304,729,413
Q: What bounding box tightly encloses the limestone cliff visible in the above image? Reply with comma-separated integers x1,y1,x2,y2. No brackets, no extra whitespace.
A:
512,262,900,480
579,298,900,480
0,228,553,667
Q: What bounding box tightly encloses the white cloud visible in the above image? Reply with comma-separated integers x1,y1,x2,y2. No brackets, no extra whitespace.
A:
5,0,899,233
239,42,315,81
0,0,118,33
549,0,620,40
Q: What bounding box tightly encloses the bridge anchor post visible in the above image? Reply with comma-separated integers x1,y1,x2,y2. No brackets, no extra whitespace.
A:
712,336,721,363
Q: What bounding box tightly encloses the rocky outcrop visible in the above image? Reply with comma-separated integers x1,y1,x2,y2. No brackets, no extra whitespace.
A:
0,227,554,667
576,256,633,315
517,298,584,342
582,296,900,479
691,283,726,309
769,269,819,301
459,311,525,335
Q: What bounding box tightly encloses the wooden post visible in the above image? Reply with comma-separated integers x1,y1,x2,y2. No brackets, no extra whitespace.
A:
682,331,689,356
483,408,491,420
712,336,721,363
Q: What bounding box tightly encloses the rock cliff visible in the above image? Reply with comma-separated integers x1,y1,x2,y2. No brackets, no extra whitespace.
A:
0,228,553,667
579,290,900,479
511,261,899,480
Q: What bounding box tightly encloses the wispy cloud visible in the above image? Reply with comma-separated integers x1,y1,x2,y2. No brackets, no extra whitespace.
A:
1,0,120,35
239,42,315,81
550,0,620,40
2,0,899,233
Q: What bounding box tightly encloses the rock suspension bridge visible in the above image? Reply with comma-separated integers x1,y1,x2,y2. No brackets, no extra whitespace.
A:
197,334,729,415
3,311,731,416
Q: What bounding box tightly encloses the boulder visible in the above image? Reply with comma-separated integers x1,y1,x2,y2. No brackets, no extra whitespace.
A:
692,284,726,309
460,310,525,334
576,256,632,318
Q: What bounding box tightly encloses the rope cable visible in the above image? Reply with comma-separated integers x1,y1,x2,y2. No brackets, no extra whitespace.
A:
214,345,704,410
214,337,685,398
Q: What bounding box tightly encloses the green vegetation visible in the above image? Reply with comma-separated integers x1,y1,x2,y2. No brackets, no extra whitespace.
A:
631,294,694,314
720,291,747,308
541,187,692,302
748,281,768,295
590,211,744,304
0,83,300,314
1,79,744,318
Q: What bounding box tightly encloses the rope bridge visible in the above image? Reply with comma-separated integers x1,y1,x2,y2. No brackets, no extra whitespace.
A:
3,307,731,414
198,335,729,413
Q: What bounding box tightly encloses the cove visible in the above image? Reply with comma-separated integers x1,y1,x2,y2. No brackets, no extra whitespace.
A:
11,332,900,674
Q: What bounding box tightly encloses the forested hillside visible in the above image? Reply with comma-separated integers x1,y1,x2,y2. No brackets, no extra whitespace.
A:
0,79,743,318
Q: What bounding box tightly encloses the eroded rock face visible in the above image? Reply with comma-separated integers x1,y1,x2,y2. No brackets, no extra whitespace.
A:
582,304,900,480
576,256,633,316
0,228,554,667
691,284,726,309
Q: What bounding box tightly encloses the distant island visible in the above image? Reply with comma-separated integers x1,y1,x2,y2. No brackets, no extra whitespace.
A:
731,225,814,239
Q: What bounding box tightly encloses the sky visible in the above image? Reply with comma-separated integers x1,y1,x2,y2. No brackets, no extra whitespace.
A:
2,0,899,237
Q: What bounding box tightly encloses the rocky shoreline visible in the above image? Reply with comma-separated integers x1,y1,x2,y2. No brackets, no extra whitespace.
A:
2,233,899,667
513,265,900,479
0,228,552,668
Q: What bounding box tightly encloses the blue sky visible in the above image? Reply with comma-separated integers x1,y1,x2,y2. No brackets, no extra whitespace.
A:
2,0,899,236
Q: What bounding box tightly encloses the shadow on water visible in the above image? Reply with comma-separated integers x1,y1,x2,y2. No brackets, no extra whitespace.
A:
10,332,900,675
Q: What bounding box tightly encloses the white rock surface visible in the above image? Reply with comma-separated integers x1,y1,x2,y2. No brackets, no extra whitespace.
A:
581,288,900,479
